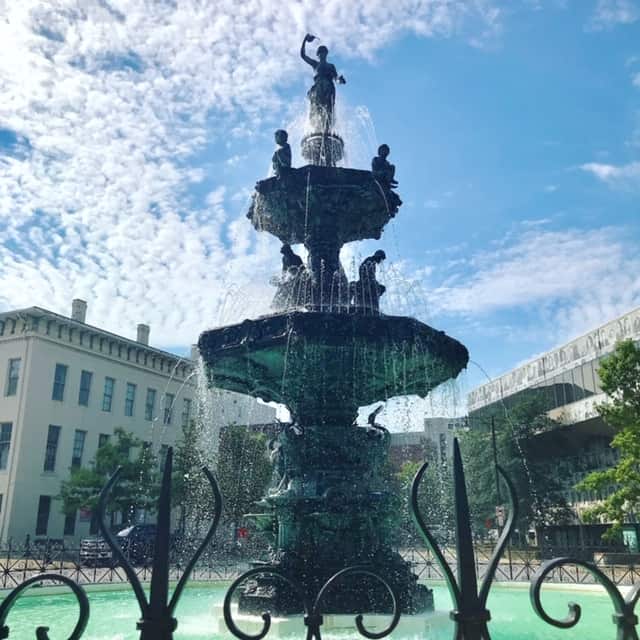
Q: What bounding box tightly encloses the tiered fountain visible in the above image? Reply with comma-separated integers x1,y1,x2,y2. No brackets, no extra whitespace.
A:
198,35,468,619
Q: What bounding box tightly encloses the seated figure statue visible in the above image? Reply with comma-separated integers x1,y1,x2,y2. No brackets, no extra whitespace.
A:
272,129,292,178
272,244,306,310
351,249,386,313
372,144,398,188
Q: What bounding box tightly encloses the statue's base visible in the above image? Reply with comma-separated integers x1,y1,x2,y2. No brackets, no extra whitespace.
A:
212,603,450,637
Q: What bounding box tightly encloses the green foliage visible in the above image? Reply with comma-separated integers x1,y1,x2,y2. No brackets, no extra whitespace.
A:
460,397,572,534
577,339,640,539
172,419,204,531
384,440,454,546
59,428,158,523
216,425,273,538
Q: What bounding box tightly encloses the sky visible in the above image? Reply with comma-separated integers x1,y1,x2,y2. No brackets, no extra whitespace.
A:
0,1,639,419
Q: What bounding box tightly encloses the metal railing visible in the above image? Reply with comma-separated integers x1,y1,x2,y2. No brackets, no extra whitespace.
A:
0,439,638,639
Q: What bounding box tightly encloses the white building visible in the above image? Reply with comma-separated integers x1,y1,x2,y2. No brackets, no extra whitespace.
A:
0,300,276,543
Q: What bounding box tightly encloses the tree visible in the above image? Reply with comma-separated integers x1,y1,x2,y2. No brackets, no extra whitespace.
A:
577,339,640,539
393,442,455,546
59,428,158,527
215,425,272,543
172,419,206,534
459,397,572,537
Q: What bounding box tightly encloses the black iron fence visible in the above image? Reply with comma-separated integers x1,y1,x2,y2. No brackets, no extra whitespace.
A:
402,544,640,586
3,540,640,592
1,440,639,639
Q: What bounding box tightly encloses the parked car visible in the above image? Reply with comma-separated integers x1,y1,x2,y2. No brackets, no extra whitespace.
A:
79,536,112,566
80,523,157,566
116,524,156,564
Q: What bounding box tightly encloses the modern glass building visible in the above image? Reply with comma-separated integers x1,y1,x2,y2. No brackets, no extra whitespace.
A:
468,306,640,548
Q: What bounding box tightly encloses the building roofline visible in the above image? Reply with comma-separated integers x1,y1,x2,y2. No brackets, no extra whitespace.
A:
0,305,194,365
468,305,640,408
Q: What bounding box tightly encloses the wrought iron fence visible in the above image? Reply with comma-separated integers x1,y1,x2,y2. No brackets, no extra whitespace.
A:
1,439,639,639
0,540,247,590
402,544,640,586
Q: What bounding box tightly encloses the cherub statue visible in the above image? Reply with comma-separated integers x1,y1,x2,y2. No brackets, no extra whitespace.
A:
352,250,386,312
300,34,345,132
372,144,398,188
272,129,291,178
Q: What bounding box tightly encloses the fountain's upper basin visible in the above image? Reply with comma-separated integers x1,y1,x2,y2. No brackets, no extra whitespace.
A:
247,166,400,245
198,311,468,419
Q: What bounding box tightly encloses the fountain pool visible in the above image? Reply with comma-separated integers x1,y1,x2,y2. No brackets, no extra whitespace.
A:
2,582,617,639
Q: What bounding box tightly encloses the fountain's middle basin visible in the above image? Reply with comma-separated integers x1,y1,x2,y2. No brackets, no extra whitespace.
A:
198,311,469,417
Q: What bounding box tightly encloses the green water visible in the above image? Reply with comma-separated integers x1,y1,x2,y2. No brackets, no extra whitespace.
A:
2,582,618,639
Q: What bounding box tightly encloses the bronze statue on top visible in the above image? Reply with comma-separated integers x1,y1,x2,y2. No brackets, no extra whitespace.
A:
300,34,345,133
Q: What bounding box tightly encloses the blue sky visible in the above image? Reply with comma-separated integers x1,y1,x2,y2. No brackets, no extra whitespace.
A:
0,1,639,417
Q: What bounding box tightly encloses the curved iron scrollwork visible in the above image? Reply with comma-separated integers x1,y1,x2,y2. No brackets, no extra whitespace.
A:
530,557,640,640
0,573,90,639
223,564,400,640
97,447,221,640
410,436,518,640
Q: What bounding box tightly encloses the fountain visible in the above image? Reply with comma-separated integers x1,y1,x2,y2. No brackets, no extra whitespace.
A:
198,35,469,619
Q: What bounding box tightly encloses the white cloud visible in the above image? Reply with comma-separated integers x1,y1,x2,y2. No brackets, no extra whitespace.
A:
633,71,640,87
0,1,503,346
427,226,640,343
580,161,640,189
588,0,640,29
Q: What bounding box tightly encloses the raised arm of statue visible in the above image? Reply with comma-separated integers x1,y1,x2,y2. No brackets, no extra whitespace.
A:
300,34,317,68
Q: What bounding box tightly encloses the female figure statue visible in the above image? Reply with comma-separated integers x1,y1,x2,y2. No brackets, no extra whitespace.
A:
300,34,345,132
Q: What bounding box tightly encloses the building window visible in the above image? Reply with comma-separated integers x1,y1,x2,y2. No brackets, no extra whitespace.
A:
163,393,174,425
145,388,157,421
0,423,11,470
71,430,86,468
159,444,169,473
44,425,61,472
124,383,136,417
52,364,68,401
63,511,76,536
36,496,51,536
5,358,20,396
78,370,93,406
98,433,110,448
181,398,192,428
102,377,115,412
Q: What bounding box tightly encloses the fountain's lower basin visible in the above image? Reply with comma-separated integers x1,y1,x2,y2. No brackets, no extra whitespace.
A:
198,311,469,419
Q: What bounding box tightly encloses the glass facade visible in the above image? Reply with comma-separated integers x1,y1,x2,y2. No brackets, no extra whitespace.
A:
0,423,11,470
51,364,68,401
78,370,92,406
5,358,20,396
472,356,607,418
102,377,115,412
44,425,61,472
